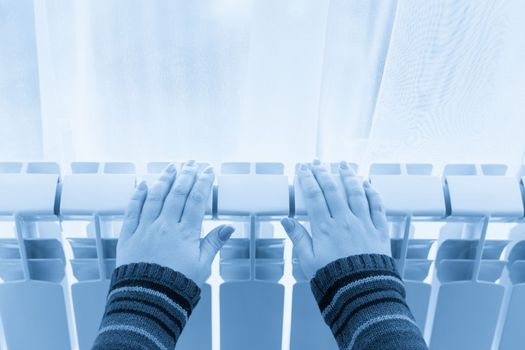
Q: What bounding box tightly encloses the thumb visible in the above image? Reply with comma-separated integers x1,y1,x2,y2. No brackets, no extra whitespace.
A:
200,224,235,265
281,218,313,259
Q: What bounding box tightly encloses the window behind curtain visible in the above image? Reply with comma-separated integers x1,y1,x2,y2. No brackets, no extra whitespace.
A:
1,0,524,170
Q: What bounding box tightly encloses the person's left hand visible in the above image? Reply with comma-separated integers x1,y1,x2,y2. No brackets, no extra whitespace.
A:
116,161,235,286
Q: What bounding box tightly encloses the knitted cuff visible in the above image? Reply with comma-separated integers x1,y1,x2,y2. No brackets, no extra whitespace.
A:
110,263,201,309
310,254,401,302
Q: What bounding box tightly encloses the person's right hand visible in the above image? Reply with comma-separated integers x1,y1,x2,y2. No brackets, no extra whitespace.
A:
281,159,391,279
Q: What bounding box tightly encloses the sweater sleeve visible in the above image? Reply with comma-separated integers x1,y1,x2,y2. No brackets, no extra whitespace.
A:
92,263,200,350
310,254,428,350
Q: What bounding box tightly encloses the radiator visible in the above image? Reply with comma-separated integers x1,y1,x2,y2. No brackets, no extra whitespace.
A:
0,161,524,350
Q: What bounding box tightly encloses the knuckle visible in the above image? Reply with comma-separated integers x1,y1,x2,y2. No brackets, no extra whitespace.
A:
158,222,171,235
190,190,206,203
304,186,323,199
369,195,384,210
298,171,313,181
158,174,172,183
340,219,353,232
370,202,383,212
322,180,337,192
181,168,195,175
147,191,164,202
342,170,357,179
317,221,331,234
347,187,365,198
124,211,139,221
173,183,190,195
367,186,378,194
180,228,195,240
344,177,361,187
131,192,144,200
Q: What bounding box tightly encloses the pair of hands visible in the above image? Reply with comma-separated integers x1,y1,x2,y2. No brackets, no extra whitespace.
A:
116,160,391,286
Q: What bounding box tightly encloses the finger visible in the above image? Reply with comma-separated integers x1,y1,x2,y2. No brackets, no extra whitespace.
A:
160,160,198,222
139,164,177,226
281,218,314,260
297,163,331,223
120,181,148,241
310,161,349,219
363,181,388,232
339,161,370,222
180,166,214,230
200,225,235,265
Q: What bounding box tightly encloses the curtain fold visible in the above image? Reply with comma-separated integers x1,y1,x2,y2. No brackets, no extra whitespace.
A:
316,0,398,163
366,0,525,170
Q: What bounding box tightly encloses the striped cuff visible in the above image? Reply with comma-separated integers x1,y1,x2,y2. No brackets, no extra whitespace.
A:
92,263,201,350
311,254,427,350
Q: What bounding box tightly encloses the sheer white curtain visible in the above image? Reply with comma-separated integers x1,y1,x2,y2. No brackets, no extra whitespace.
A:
1,0,525,170
363,0,525,171
0,0,43,159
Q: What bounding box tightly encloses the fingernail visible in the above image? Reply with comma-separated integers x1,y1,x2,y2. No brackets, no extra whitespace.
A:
340,161,349,170
203,166,214,174
219,225,235,241
137,181,147,190
312,158,321,166
187,160,196,166
280,218,295,233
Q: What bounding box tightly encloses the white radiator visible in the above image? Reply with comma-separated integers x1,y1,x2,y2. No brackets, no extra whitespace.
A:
0,161,524,350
